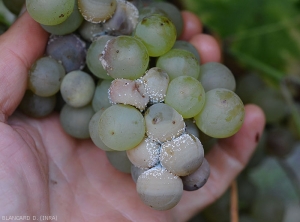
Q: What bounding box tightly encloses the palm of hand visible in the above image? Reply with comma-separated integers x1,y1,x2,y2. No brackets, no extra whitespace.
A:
0,11,265,222
2,113,177,221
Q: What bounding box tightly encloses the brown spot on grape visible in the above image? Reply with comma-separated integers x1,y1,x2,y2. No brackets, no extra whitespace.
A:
59,14,64,18
141,18,147,25
116,50,119,53
152,117,159,124
111,131,115,135
160,23,164,26
166,148,173,156
172,121,176,124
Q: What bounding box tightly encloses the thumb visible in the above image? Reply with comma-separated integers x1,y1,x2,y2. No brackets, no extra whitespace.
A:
0,11,48,122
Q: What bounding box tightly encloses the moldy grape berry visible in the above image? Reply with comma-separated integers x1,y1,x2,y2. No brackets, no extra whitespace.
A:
18,0,245,211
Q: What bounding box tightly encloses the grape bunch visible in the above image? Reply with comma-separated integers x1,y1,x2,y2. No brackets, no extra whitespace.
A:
12,0,245,211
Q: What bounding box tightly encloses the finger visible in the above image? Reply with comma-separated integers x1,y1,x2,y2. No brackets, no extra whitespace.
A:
180,11,203,41
189,33,222,64
0,11,48,122
173,104,265,221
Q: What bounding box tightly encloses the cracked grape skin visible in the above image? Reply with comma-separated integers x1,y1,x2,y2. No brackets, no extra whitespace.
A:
194,88,245,138
86,35,115,80
138,67,170,104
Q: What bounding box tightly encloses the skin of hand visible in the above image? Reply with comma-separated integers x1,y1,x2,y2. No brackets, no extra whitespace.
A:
0,11,265,222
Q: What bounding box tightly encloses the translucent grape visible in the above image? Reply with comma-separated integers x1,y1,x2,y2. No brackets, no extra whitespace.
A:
78,0,117,23
136,166,183,211
92,79,112,112
126,137,160,168
160,133,204,176
156,48,200,80
86,35,115,79
100,36,149,79
106,151,131,173
78,21,106,42
184,119,200,138
134,14,176,57
89,109,114,151
137,6,166,22
60,70,95,108
138,67,169,103
26,0,74,25
131,164,147,183
199,62,236,92
165,76,205,118
182,158,210,191
194,88,245,138
28,57,65,97
19,90,56,118
41,0,83,35
46,34,86,73
60,104,95,139
98,104,145,151
144,103,185,142
149,1,183,37
172,40,201,63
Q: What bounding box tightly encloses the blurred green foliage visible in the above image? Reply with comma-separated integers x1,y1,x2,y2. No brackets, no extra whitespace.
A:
184,0,300,80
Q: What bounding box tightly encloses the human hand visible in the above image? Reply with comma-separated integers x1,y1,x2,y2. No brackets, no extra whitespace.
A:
0,10,265,222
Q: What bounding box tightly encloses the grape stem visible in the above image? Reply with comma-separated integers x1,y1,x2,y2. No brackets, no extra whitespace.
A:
230,180,239,222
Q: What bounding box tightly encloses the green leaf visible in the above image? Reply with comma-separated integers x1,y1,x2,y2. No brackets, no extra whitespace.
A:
184,0,300,78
